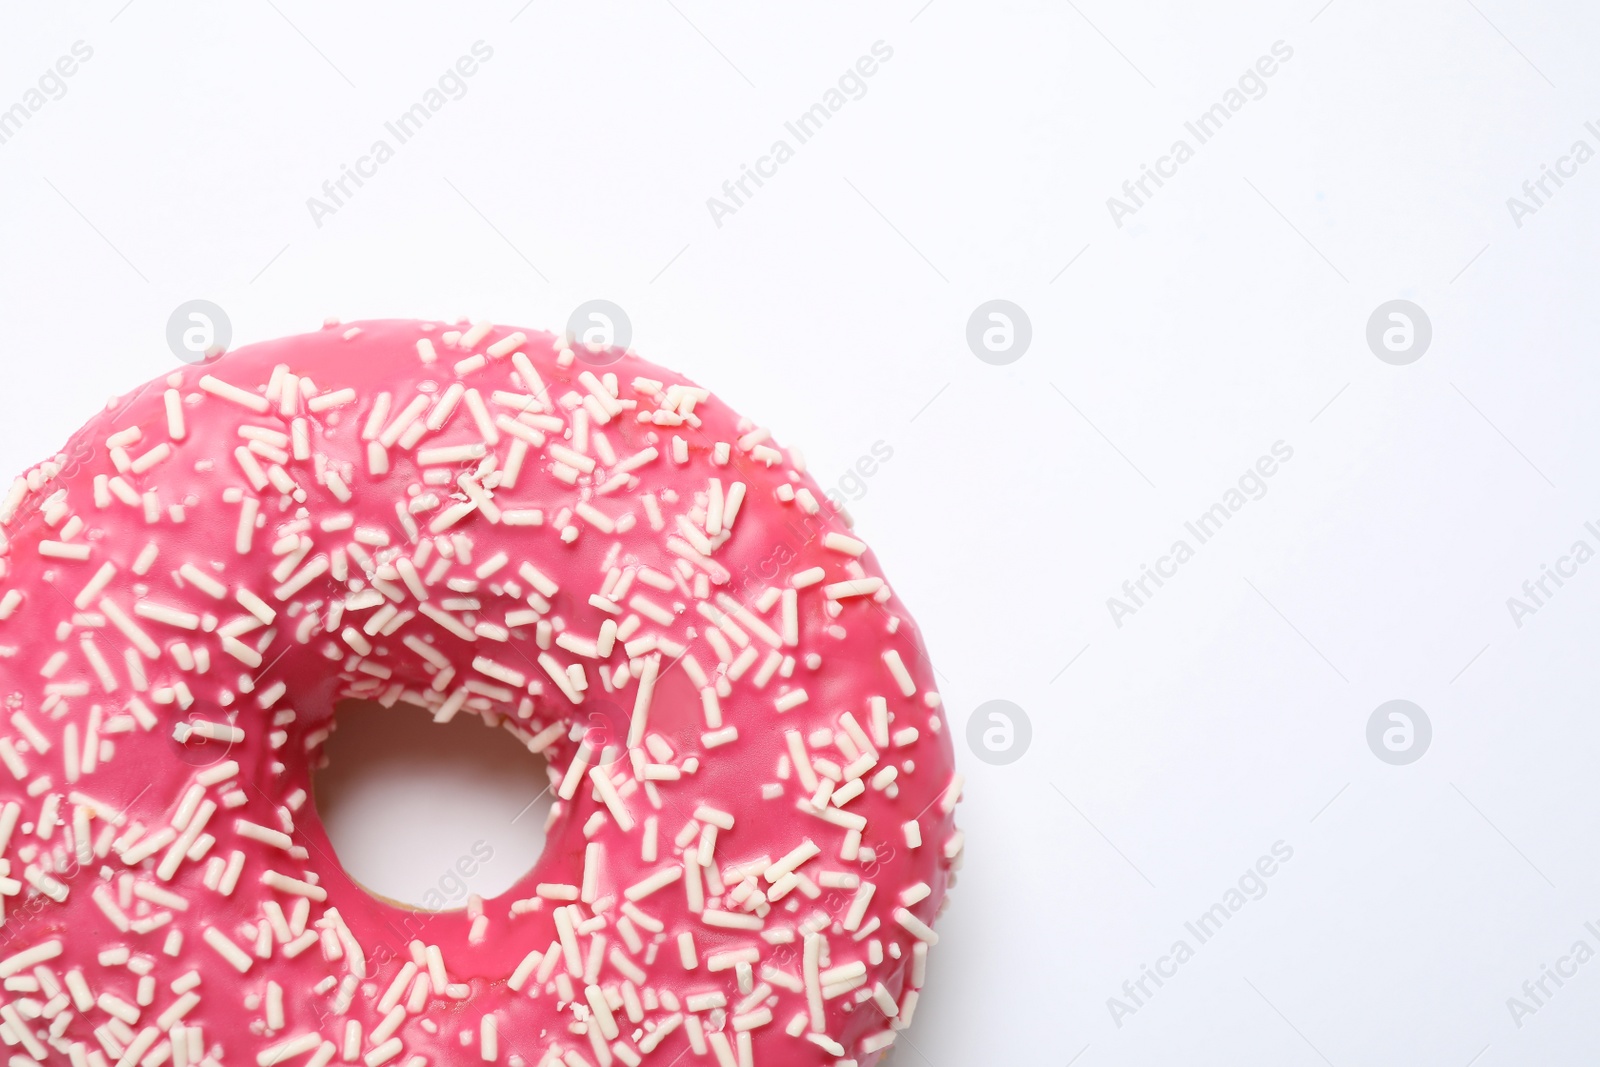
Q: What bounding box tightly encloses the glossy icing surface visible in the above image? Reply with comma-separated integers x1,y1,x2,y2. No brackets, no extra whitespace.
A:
0,320,961,1067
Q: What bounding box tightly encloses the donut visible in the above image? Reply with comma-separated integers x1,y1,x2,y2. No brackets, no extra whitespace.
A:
0,320,962,1067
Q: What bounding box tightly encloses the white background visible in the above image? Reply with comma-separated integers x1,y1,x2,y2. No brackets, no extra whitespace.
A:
3,1,1600,1063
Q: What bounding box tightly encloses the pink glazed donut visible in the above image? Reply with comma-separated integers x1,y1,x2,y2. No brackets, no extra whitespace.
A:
0,320,962,1067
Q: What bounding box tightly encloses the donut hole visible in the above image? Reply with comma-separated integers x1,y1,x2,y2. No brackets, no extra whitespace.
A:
312,698,553,911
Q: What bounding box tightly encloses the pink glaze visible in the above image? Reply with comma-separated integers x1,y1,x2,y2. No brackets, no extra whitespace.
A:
0,320,961,1067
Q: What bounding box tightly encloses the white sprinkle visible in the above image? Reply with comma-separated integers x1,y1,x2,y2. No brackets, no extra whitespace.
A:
883,649,916,696
627,655,660,748
766,839,820,883
364,1038,403,1067
236,819,292,850
460,322,494,349
463,389,499,443
518,562,559,598
237,497,260,554
802,934,826,1030
790,567,826,589
822,532,867,556
217,851,246,896
548,443,595,473
261,870,327,901
428,502,477,533
705,911,764,931
0,479,24,525
307,387,357,413
940,773,964,814
824,577,884,599
73,562,118,609
156,991,200,1030
134,600,200,630
574,501,615,533
479,1014,499,1061
234,447,269,491
625,865,683,901
188,720,244,744
894,907,939,943
100,598,160,659
486,331,527,358
472,656,526,688
614,447,659,475
129,442,172,474
508,950,541,991
0,939,61,977
164,389,186,439
702,727,738,748
694,806,735,831
199,375,270,413
420,603,477,642
178,563,226,599
257,1033,320,1066
203,926,254,972
589,766,635,831
418,444,487,467
274,556,330,600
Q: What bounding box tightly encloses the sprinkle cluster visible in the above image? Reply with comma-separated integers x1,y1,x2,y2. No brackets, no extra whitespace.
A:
0,320,961,1067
